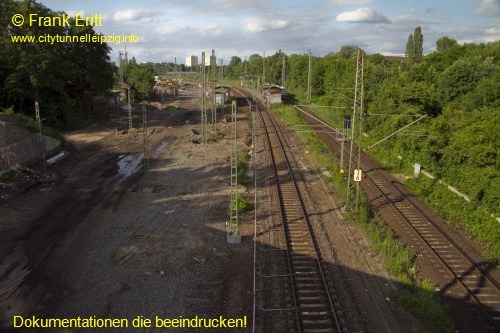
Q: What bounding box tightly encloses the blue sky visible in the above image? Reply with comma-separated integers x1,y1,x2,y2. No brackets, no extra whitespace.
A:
39,0,500,64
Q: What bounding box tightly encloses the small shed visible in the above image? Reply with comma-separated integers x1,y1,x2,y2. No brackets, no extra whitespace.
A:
261,84,283,104
215,84,231,105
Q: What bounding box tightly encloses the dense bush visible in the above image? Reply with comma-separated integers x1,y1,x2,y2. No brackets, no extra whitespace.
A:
227,39,499,261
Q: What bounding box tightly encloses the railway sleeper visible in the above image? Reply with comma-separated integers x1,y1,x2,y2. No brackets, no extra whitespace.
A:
290,242,311,248
298,295,328,302
301,319,334,326
294,273,321,280
288,228,309,234
296,288,325,293
292,259,315,265
295,280,322,286
292,259,316,266
288,229,308,234
294,270,318,276
292,250,315,256
300,308,332,316
302,327,337,333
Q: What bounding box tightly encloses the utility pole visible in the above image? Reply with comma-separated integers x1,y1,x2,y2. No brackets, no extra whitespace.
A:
346,49,365,212
34,100,46,174
282,52,286,87
200,52,208,143
228,100,241,244
251,101,257,148
211,49,217,130
244,56,247,86
307,49,312,104
128,87,132,130
119,51,124,83
142,102,149,169
219,59,224,83
124,45,128,67
262,51,266,84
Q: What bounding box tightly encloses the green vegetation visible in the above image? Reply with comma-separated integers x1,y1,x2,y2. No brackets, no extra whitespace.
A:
223,35,499,263
0,169,18,182
405,26,424,65
124,58,154,101
2,107,62,140
237,149,251,186
233,194,251,213
211,128,222,141
0,0,115,129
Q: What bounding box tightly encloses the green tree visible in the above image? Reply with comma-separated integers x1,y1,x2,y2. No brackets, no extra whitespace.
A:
338,45,358,59
0,0,114,127
438,56,495,103
435,36,458,53
126,65,153,100
405,26,424,64
229,56,241,67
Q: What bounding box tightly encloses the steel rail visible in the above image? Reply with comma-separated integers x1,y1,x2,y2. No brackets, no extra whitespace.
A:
256,97,341,332
293,104,500,330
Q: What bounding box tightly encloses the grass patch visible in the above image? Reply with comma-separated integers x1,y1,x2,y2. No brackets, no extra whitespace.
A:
237,149,251,186
211,128,222,141
233,194,251,213
0,169,18,182
2,107,63,140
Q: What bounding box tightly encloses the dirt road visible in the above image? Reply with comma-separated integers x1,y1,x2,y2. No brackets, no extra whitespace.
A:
0,86,254,332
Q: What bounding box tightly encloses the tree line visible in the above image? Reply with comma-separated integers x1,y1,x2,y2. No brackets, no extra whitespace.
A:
220,29,499,257
0,0,115,128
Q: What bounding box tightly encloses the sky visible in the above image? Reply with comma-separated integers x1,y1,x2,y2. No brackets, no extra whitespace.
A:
38,0,500,64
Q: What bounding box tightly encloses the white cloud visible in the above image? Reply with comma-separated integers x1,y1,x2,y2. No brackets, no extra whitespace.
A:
485,26,500,35
476,0,500,17
335,8,389,23
199,25,225,37
155,26,180,35
328,0,373,6
113,9,157,22
241,18,289,33
66,10,86,17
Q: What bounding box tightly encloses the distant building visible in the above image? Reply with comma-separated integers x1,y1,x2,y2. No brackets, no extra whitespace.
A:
381,53,406,60
261,84,285,104
200,52,216,66
186,55,198,67
209,53,216,67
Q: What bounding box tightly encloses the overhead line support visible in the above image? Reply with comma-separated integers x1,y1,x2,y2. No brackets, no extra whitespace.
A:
228,100,241,244
346,49,365,212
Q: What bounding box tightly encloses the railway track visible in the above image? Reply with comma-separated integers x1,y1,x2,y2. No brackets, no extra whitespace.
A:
233,88,342,332
293,105,500,332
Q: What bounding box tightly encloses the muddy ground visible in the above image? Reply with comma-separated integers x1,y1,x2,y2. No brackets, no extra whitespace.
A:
0,85,254,332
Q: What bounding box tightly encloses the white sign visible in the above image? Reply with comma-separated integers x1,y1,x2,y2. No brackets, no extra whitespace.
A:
353,169,362,182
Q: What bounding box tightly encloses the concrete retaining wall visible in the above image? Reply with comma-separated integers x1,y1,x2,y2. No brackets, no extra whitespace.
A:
0,120,61,172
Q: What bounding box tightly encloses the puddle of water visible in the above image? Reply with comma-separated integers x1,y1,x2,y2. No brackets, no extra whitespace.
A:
117,154,143,178
154,141,170,157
